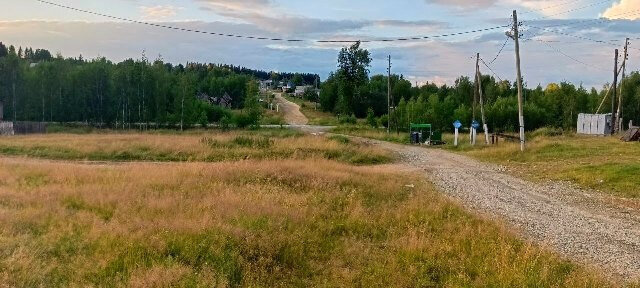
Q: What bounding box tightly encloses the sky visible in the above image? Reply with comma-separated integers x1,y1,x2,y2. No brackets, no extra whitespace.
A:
1,0,639,89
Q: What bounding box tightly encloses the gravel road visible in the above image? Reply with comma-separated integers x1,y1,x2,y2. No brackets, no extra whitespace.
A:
274,95,640,279
363,139,640,280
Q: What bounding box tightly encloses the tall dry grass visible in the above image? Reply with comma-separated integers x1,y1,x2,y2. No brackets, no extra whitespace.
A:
0,158,616,287
0,129,390,165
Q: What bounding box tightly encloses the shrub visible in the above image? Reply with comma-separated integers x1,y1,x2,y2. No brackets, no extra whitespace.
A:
338,114,357,125
233,113,253,129
366,108,377,128
378,115,389,128
530,127,565,138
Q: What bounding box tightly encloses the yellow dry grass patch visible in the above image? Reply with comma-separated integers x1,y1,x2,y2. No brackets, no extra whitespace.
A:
0,130,391,165
0,158,615,287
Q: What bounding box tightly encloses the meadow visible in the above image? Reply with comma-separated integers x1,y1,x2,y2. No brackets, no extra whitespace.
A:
448,133,640,199
0,129,390,165
0,129,627,287
0,158,615,287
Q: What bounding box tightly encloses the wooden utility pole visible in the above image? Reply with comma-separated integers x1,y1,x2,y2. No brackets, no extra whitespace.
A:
473,56,478,122
387,55,391,134
612,49,619,135
616,38,629,133
476,53,489,144
512,10,525,151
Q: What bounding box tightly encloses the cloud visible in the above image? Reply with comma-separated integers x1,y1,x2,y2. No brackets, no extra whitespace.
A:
196,0,444,36
0,19,630,89
140,5,181,21
602,0,640,19
427,0,498,9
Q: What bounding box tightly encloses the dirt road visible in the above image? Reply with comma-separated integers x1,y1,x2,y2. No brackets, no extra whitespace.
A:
274,93,308,125
360,139,640,280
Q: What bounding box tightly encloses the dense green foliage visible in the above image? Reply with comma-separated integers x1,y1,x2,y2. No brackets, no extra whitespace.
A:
0,43,316,128
321,43,640,132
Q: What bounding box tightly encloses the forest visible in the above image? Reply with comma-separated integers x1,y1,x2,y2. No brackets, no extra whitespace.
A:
2,41,639,132
320,42,640,132
0,42,316,128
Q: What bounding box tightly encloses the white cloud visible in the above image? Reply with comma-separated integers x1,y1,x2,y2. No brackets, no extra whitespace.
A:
427,0,498,9
602,0,640,19
140,5,182,21
0,19,633,89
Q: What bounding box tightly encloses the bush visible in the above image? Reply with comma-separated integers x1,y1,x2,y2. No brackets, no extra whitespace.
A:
378,115,389,128
530,127,565,138
207,105,233,123
366,108,377,128
338,114,357,125
233,113,253,129
220,116,231,131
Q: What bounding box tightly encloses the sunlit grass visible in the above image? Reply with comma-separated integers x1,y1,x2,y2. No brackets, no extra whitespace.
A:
452,133,640,198
0,159,616,287
0,129,391,165
331,125,409,144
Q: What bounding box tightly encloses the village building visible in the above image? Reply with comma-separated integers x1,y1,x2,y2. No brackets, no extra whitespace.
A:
294,85,314,97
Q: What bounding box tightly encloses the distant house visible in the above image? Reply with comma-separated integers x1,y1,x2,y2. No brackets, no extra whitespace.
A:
197,92,233,108
282,81,295,93
294,85,314,97
259,80,274,91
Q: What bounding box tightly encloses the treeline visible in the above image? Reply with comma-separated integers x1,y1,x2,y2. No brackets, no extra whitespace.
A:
320,42,640,132
0,42,316,127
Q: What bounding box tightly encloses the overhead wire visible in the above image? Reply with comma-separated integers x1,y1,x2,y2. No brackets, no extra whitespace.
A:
35,0,509,43
478,57,504,82
527,0,613,21
488,38,510,65
535,39,609,71
520,0,587,14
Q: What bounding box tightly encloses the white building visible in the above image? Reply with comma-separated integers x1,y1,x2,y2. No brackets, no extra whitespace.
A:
294,85,313,97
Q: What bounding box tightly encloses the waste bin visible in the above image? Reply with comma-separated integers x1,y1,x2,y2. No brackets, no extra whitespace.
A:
411,132,420,144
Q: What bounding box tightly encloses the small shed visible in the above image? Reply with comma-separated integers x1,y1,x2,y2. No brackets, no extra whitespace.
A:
577,113,612,135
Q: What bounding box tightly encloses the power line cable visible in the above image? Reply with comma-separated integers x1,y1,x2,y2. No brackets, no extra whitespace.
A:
524,24,636,50
521,0,586,14
527,9,640,29
478,57,504,82
535,39,609,71
488,38,510,64
528,0,612,20
35,0,509,43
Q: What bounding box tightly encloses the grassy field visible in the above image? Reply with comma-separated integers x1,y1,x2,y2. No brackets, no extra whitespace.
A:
0,156,616,287
0,129,390,165
331,125,409,144
447,133,640,199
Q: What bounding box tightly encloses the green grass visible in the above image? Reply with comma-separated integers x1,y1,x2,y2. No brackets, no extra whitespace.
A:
331,125,410,144
449,131,640,198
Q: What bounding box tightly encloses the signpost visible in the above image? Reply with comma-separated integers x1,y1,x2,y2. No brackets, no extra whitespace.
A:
453,120,462,147
471,120,480,146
